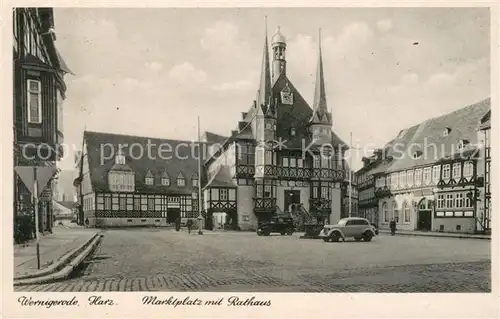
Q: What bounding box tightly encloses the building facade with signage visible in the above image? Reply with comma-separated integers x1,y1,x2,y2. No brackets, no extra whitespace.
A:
356,99,490,234
13,8,71,233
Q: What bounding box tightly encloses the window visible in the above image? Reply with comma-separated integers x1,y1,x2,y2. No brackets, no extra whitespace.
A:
192,173,199,187
407,170,414,187
423,167,431,184
161,175,170,186
134,197,141,211
104,197,111,210
265,151,273,165
392,202,399,223
445,194,454,208
145,171,154,185
321,186,329,199
290,158,296,168
403,202,410,223
220,189,228,201
115,150,126,165
437,195,444,209
282,157,289,167
392,173,399,188
399,171,406,187
297,158,303,168
443,128,451,136
141,197,147,211
465,193,472,208
432,165,440,182
147,198,154,210
177,173,185,186
27,80,42,123
452,163,461,179
264,185,272,198
383,202,389,223
455,193,464,208
313,155,320,168
290,128,296,136
119,197,126,211
463,161,473,177
414,169,422,186
442,164,451,179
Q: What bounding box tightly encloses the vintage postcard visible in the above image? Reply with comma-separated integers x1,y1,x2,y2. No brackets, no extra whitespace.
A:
1,1,498,318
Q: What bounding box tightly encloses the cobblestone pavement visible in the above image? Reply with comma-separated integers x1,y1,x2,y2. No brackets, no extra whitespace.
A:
15,229,491,292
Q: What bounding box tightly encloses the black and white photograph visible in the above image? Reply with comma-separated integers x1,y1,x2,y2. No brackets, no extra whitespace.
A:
4,3,496,315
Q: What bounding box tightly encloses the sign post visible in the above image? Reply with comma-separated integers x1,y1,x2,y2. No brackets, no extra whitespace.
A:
33,167,41,269
15,165,58,270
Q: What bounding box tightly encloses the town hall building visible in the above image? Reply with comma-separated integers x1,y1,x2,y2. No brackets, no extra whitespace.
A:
74,25,349,230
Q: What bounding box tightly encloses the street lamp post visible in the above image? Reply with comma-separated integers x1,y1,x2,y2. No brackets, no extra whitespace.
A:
348,132,362,218
197,116,204,235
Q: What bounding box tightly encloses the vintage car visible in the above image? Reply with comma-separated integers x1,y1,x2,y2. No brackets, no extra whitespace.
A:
257,217,294,236
319,217,377,242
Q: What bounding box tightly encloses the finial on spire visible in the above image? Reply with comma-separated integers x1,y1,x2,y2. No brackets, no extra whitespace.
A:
265,15,268,34
319,28,322,48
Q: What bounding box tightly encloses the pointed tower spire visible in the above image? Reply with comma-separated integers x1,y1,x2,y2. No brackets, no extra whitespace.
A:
257,16,272,115
310,28,331,125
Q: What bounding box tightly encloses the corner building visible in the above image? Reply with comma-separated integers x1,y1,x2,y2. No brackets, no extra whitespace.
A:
202,26,347,231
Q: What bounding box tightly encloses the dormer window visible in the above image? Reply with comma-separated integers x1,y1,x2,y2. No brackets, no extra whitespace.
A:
413,151,422,159
457,139,469,150
443,127,452,136
115,149,126,164
177,172,185,186
192,173,199,187
161,172,170,186
290,128,296,136
145,171,154,185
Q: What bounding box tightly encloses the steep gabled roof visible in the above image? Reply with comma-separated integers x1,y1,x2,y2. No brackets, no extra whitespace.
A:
386,98,490,173
84,131,203,194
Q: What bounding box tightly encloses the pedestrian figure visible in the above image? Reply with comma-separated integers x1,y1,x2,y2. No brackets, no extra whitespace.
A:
186,219,193,234
389,218,396,236
85,218,90,228
175,216,181,232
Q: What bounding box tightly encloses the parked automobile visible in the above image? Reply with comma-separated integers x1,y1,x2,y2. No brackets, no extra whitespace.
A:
370,222,379,235
319,217,377,242
257,216,294,236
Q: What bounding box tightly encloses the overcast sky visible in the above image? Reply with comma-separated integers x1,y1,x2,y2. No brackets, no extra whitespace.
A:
54,7,490,170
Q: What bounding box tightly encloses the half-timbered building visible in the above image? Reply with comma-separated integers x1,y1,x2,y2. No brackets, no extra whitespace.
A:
202,25,347,231
74,131,204,227
13,8,72,233
370,99,490,234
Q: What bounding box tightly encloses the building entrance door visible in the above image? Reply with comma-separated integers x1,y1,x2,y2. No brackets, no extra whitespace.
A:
417,210,432,231
167,208,180,224
284,190,301,213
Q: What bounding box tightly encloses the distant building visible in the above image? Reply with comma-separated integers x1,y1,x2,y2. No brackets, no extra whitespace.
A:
13,8,71,233
356,99,490,234
476,110,491,233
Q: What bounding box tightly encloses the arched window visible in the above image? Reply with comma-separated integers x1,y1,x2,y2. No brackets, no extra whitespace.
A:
392,201,399,223
382,202,389,223
403,201,410,223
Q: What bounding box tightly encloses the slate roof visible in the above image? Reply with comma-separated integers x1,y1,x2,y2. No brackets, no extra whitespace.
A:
356,98,490,176
203,165,237,189
84,131,204,194
240,73,347,150
385,98,490,173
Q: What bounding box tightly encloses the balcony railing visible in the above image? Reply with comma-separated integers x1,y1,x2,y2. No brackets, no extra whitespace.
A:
253,198,277,212
246,165,345,182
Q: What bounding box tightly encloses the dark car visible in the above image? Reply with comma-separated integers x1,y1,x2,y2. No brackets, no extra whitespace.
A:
257,217,294,236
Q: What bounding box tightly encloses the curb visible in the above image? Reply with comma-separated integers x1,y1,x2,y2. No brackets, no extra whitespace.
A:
378,231,491,240
14,234,103,286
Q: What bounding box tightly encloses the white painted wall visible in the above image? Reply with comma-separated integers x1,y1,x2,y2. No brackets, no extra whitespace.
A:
237,185,255,230
330,185,341,224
